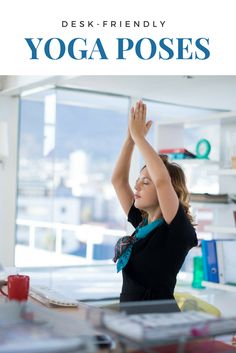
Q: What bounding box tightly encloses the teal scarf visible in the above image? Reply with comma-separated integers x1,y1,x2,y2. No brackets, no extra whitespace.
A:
113,217,164,273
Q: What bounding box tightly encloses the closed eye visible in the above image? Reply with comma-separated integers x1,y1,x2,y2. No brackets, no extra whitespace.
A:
142,178,150,184
135,177,151,186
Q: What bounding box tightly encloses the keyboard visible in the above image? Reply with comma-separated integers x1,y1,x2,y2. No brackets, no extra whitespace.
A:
103,311,216,342
30,285,79,308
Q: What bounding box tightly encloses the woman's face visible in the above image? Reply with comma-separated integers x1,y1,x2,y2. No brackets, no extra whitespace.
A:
134,167,159,211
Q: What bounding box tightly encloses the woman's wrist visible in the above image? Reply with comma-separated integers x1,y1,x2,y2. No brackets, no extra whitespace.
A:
125,135,135,145
132,134,145,145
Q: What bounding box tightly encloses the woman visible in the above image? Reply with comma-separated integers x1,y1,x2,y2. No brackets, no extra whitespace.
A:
112,100,198,303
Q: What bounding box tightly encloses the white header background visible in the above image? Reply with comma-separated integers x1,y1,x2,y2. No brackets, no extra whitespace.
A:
0,0,236,75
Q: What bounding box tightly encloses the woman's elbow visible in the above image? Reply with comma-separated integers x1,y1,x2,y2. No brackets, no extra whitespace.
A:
111,175,119,186
111,175,123,188
154,175,171,189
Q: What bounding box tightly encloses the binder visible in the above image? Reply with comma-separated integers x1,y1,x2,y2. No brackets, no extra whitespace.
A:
203,239,236,285
165,152,193,160
219,240,236,285
159,148,196,158
201,240,219,283
215,241,225,284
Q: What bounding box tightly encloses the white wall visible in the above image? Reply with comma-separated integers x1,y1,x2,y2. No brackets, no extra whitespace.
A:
0,95,19,266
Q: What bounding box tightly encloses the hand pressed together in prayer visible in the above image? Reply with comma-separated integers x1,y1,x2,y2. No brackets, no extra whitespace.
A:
128,100,153,142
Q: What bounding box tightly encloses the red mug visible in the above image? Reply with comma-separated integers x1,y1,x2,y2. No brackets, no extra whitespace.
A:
0,274,30,301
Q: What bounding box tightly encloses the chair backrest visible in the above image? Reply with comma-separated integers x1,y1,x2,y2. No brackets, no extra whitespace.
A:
174,292,221,317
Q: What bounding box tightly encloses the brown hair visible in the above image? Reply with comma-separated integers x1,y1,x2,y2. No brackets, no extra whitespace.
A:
141,155,195,225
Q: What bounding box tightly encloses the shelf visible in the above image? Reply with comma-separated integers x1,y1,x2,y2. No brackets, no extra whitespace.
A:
190,202,235,208
202,281,236,292
218,169,236,175
204,225,236,234
171,159,218,166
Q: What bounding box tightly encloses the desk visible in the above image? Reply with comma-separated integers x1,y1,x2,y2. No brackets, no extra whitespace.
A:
16,266,236,318
2,266,236,317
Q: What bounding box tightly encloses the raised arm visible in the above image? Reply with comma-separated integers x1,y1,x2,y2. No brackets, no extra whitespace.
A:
111,129,135,216
111,107,152,216
129,101,179,224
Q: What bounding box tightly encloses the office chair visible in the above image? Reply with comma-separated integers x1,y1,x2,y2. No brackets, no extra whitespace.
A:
174,292,221,317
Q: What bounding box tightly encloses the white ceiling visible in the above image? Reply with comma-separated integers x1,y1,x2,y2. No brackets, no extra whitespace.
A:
1,75,236,112
60,75,236,111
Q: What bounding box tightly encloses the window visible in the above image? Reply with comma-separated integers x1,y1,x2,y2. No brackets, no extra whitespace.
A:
16,88,129,267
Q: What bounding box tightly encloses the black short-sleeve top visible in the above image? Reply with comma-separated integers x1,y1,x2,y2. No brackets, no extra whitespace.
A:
120,203,198,302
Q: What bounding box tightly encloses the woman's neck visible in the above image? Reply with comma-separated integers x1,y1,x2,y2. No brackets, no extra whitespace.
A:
147,207,162,223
